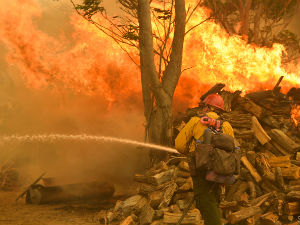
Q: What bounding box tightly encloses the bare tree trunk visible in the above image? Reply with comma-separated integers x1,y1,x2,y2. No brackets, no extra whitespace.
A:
253,2,262,44
137,0,186,165
239,0,252,42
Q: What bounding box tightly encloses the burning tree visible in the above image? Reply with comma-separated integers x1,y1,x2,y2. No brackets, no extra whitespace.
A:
71,0,206,164
203,0,300,63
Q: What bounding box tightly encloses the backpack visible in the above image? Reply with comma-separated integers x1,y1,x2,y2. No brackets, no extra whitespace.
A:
188,116,240,177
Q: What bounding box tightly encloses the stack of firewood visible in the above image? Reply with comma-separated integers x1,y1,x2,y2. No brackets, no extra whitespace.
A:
94,155,299,225
95,161,202,225
217,85,300,225
95,83,300,225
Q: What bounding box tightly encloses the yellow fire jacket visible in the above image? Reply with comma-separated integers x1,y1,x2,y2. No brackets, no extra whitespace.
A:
175,112,234,154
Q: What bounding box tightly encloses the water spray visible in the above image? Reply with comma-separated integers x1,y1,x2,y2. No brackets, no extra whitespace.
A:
0,134,179,154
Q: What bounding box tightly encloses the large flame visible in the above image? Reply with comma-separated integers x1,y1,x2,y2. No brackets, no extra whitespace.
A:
0,0,299,112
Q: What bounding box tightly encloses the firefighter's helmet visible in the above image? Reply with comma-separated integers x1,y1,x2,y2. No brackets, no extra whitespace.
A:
203,94,224,110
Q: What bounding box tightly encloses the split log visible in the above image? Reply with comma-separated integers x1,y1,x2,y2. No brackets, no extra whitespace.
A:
148,191,164,209
175,177,188,186
226,180,243,201
222,112,253,129
260,180,280,193
169,204,181,213
139,181,171,195
163,210,201,224
234,129,254,139
260,212,279,225
237,97,263,119
271,105,291,115
176,199,192,210
263,171,276,183
121,195,147,216
178,161,189,172
145,162,168,177
296,152,300,161
139,203,154,225
223,112,253,120
227,122,252,129
286,191,300,200
153,209,164,220
283,222,300,225
246,151,257,167
289,180,300,186
252,116,271,145
158,181,177,209
172,192,194,203
269,129,300,154
248,181,256,199
219,200,238,209
176,170,190,178
246,214,262,225
239,192,249,206
281,217,297,225
275,198,284,216
275,167,285,191
269,156,291,168
149,169,175,186
291,160,300,167
255,153,275,183
178,178,193,192
269,141,291,156
239,167,252,181
241,156,262,183
231,181,249,202
228,206,262,224
255,183,263,197
121,215,136,225
219,90,236,111
246,90,274,103
284,202,300,215
281,167,300,180
286,185,300,192
250,192,274,206
261,116,280,129
200,83,225,101
134,174,149,183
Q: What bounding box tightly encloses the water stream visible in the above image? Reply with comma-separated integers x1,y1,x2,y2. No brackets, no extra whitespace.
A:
0,134,179,154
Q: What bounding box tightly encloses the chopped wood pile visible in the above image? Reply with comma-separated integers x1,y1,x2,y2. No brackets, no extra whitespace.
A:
95,161,201,225
95,83,300,225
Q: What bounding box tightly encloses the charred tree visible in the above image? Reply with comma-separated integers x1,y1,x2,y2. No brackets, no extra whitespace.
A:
137,0,186,165
72,0,189,165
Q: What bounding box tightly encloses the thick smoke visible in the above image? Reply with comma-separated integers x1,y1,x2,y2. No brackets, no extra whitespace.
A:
0,0,299,191
0,0,148,190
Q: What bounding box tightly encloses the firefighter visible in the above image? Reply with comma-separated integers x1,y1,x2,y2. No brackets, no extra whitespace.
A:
175,94,234,225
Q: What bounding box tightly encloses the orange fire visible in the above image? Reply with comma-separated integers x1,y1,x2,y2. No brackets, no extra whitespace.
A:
291,104,300,127
0,0,299,111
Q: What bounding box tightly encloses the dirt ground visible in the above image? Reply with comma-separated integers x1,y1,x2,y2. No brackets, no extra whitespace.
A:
0,190,127,225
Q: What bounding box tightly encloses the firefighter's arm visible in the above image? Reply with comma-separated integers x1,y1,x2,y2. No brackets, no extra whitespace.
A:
222,121,234,138
175,117,199,154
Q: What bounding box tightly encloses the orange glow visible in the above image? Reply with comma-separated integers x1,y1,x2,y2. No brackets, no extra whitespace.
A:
0,0,299,111
291,104,300,127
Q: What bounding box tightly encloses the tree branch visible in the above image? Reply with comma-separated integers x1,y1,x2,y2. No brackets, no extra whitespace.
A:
162,0,186,96
185,16,213,35
137,0,161,114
